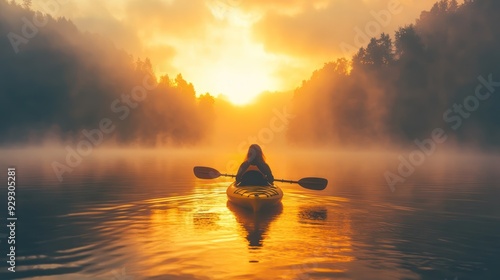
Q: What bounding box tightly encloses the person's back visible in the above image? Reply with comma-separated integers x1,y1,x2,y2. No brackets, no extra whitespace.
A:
236,144,274,186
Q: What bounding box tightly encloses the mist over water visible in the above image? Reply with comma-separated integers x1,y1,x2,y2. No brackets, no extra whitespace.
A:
1,0,500,279
1,149,499,279
2,0,499,149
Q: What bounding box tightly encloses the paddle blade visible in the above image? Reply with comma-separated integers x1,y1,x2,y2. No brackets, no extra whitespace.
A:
193,166,221,179
297,177,328,190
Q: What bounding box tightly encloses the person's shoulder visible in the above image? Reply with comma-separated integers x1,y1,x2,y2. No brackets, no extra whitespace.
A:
259,161,271,168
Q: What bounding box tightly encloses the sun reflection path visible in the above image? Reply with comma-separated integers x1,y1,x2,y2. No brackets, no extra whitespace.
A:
74,181,355,279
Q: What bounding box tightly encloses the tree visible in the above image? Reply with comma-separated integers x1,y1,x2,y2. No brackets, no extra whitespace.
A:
174,74,195,98
394,25,424,59
352,33,394,68
22,0,31,9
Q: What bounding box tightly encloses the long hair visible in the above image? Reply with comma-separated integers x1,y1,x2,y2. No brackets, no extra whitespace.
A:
245,144,266,163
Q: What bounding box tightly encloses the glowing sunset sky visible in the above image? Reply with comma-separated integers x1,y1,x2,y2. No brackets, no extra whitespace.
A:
28,0,439,104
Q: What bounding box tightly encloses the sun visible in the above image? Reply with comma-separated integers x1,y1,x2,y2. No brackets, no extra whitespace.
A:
168,2,281,106
198,61,278,105
176,41,280,105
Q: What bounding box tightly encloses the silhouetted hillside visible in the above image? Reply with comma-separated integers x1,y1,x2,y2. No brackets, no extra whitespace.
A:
2,0,498,149
288,0,500,148
0,0,214,146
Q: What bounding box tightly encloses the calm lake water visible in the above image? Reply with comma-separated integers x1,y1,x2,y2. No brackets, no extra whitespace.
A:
1,148,499,280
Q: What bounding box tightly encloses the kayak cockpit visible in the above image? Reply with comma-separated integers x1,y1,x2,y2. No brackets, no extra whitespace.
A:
237,170,272,187
226,183,283,212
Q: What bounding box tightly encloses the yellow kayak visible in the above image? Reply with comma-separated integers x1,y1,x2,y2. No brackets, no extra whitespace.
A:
226,182,283,212
194,166,326,212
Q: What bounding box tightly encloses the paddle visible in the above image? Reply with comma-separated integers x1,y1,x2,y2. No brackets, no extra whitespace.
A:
193,166,236,179
193,166,327,191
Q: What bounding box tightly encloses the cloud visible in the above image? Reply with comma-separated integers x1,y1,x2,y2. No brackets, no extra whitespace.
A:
24,0,440,100
252,0,367,58
251,0,439,61
125,0,213,40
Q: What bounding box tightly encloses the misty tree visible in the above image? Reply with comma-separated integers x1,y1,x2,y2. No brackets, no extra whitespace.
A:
197,93,216,134
288,0,500,146
135,58,153,74
449,0,459,11
352,48,367,68
22,0,31,9
174,74,196,98
430,0,459,14
328,58,350,76
0,0,214,145
352,33,394,68
366,33,394,66
394,25,425,59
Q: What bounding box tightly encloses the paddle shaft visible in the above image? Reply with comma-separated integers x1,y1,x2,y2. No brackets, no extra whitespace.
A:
274,178,298,184
217,173,294,184
193,166,327,190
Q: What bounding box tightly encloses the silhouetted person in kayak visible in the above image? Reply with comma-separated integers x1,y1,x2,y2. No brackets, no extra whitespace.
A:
236,144,274,186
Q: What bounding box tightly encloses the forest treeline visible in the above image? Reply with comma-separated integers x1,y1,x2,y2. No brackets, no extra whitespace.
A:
288,0,500,148
1,0,499,148
0,0,215,146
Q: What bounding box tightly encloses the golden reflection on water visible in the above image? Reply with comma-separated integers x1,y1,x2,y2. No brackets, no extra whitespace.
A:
227,201,283,249
90,180,355,279
3,149,499,279
5,150,363,279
